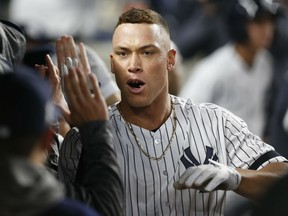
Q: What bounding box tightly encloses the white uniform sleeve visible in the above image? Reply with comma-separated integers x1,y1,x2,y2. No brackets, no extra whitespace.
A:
221,108,287,170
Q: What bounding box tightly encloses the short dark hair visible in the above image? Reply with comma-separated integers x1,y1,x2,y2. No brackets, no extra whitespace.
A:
115,7,170,35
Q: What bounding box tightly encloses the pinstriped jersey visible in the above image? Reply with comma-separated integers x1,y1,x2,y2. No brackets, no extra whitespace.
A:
108,95,285,216
58,95,286,215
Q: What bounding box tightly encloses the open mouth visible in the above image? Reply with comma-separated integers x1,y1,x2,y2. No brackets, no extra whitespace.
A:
128,80,145,88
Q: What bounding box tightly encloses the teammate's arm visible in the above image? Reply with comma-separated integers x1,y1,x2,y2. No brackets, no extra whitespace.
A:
235,162,288,201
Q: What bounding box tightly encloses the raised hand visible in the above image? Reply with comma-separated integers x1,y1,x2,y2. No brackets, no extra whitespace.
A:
56,35,108,126
35,54,70,126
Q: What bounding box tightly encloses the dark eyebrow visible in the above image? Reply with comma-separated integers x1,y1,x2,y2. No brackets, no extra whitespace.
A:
114,46,129,51
114,45,158,51
139,45,157,50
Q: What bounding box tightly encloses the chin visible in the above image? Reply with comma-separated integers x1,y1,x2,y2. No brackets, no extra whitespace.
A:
126,96,149,108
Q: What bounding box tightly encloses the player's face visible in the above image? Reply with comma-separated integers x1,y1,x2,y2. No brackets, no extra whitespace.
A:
246,18,274,49
110,23,175,108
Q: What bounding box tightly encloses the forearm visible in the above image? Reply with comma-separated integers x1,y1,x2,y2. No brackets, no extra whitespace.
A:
57,35,124,214
75,120,124,216
235,162,288,201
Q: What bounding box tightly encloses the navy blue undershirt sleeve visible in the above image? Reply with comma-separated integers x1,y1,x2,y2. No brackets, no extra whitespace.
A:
249,151,287,170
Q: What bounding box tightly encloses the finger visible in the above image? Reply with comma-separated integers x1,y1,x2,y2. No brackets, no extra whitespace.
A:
66,57,73,69
35,64,47,78
79,42,91,74
202,166,229,191
62,35,73,59
88,73,102,100
67,36,78,59
65,67,86,113
63,68,78,110
193,166,218,190
76,67,93,101
183,167,207,188
193,166,216,185
56,37,70,92
46,54,59,82
203,174,224,192
56,38,65,69
175,167,202,189
173,181,184,190
46,54,63,103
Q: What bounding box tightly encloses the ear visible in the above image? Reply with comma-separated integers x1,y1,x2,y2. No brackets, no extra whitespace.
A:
110,54,115,74
167,49,176,71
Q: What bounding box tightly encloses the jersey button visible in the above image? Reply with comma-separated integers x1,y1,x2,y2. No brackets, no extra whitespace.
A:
163,170,168,176
165,202,170,206
154,138,161,144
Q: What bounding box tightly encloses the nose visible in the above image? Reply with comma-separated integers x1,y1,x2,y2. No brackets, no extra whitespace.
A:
128,53,142,73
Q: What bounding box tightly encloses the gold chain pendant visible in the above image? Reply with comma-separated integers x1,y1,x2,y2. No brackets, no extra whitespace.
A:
117,97,177,161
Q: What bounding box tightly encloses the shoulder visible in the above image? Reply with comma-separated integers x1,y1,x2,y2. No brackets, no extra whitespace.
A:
194,43,234,71
173,95,244,123
185,44,234,85
40,198,101,216
174,95,223,113
108,103,120,118
174,95,218,118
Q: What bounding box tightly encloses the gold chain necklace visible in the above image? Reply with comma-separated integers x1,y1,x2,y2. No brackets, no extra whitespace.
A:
117,97,177,161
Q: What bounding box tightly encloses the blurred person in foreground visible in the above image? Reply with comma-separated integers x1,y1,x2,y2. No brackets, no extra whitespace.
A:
0,68,98,216
57,7,288,215
0,65,124,216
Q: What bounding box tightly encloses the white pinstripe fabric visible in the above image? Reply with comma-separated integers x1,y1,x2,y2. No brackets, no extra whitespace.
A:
58,95,286,215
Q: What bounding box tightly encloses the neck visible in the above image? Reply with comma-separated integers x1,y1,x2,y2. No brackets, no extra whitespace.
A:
235,43,258,67
117,95,172,130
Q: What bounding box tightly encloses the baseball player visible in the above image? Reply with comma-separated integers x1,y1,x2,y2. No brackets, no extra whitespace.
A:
56,6,288,216
179,0,278,138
